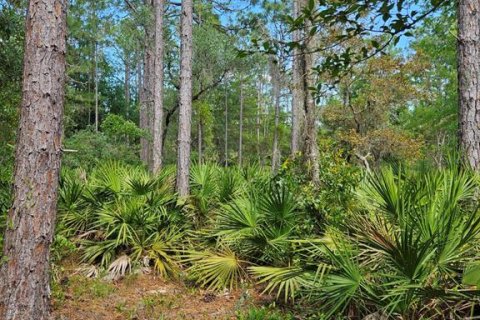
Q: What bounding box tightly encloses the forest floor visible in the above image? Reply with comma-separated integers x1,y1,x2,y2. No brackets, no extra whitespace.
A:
52,262,274,320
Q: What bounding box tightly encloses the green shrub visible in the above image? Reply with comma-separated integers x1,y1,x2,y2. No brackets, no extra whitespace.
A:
62,129,142,169
276,138,360,231
101,113,146,142
237,306,292,320
57,161,184,278
255,166,480,318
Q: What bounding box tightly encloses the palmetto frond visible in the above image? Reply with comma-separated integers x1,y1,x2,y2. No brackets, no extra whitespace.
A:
184,247,247,290
249,265,311,302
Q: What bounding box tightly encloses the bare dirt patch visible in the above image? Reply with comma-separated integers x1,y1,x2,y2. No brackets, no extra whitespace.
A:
52,273,266,320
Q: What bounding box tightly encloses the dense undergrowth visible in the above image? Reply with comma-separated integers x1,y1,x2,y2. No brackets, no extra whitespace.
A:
3,154,480,319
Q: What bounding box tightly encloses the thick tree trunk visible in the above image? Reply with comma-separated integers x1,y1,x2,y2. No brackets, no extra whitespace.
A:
140,1,155,165
140,0,154,165
152,0,165,173
146,39,154,169
238,77,244,167
175,0,193,197
458,0,480,170
271,59,281,172
291,0,306,155
0,1,67,319
302,7,320,184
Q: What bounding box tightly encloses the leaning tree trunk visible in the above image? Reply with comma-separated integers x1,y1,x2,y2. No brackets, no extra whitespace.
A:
175,0,193,197
0,0,67,319
152,0,165,173
291,0,306,155
458,0,480,170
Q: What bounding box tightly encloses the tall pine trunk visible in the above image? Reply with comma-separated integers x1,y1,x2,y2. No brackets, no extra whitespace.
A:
141,0,154,165
458,0,480,169
176,0,193,196
271,58,281,172
140,53,149,162
291,0,305,155
224,85,229,166
124,58,130,118
256,80,262,163
152,0,165,173
0,0,67,319
238,77,244,167
94,41,99,132
302,4,320,184
138,60,148,161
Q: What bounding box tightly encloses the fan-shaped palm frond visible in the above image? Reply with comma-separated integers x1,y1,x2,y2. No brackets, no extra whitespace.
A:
217,167,245,202
249,265,311,302
190,163,219,215
216,197,261,239
184,247,247,290
91,161,129,195
260,184,297,229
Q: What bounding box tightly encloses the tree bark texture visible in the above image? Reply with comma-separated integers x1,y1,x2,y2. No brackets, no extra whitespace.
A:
175,0,193,196
0,0,67,319
141,0,154,165
140,53,149,163
291,0,306,155
271,58,281,172
458,0,480,170
152,0,165,173
302,3,320,184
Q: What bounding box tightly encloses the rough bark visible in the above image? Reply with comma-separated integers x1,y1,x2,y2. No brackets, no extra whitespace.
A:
238,77,244,167
271,58,281,172
458,0,480,170
152,0,165,173
302,5,320,184
146,37,154,169
0,0,67,319
291,0,306,155
140,0,154,164
175,0,193,197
